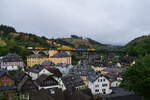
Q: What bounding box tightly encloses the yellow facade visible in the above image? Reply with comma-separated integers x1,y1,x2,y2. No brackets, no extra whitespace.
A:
27,50,72,67
48,50,58,57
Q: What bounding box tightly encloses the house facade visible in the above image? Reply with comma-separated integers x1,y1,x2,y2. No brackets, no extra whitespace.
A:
0,70,17,95
87,72,112,95
26,65,66,91
27,50,72,67
0,53,24,71
27,65,53,80
36,74,62,90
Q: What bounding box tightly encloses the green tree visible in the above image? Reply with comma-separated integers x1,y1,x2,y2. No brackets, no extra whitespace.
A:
121,55,150,100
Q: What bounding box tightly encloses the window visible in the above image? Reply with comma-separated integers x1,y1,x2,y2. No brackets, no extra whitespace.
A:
102,89,106,94
95,85,99,87
103,79,105,81
5,77,7,80
102,84,107,87
101,79,103,82
95,89,99,92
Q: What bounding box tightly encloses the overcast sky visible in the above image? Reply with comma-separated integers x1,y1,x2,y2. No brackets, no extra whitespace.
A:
1,0,150,45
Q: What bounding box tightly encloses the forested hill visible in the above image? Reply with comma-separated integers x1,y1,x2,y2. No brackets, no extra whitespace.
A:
126,35,150,57
54,35,107,49
0,25,55,59
0,25,110,58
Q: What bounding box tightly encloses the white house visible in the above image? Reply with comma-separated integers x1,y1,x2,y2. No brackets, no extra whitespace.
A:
36,74,66,91
87,72,112,95
4,65,18,71
27,65,53,80
27,65,66,91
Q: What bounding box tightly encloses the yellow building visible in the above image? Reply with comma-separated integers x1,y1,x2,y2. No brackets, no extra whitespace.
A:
27,50,72,67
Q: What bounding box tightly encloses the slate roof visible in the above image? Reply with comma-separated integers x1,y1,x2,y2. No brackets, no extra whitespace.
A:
27,54,46,58
62,73,84,89
28,64,45,73
47,68,62,77
87,71,103,83
56,63,69,67
36,74,59,86
36,74,50,82
17,75,38,91
14,71,26,83
2,53,23,62
102,67,125,73
0,69,7,76
69,65,93,76
103,73,118,82
41,61,55,66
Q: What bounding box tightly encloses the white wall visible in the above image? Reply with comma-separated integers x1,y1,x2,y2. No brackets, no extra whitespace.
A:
111,81,121,87
29,72,38,80
29,68,53,80
88,76,112,95
1,65,18,71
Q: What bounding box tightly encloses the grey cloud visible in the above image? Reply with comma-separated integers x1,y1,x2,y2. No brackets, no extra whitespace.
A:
1,0,150,45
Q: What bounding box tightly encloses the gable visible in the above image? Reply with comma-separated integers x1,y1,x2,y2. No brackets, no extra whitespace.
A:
39,69,53,75
94,76,109,83
0,75,15,86
21,79,38,92
37,76,58,86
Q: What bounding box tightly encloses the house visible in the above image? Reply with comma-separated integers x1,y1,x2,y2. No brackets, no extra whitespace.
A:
0,53,24,71
17,74,39,100
27,50,72,67
103,73,122,88
47,68,66,91
69,64,93,86
87,71,112,95
0,69,17,95
41,60,56,69
27,65,66,90
14,71,26,83
36,67,66,91
101,67,125,75
69,65,93,76
56,63,73,76
27,64,53,80
119,55,136,67
91,66,105,72
16,70,66,100
62,73,85,89
36,74,61,90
